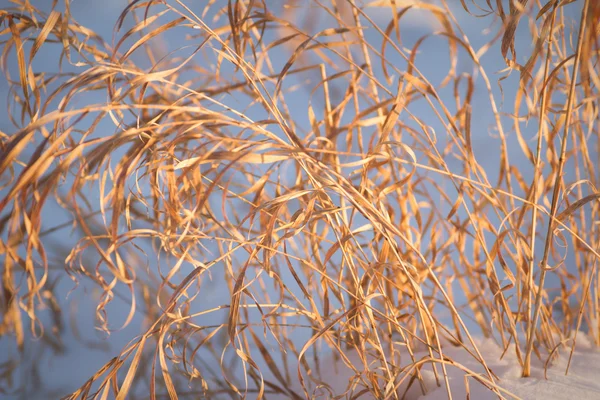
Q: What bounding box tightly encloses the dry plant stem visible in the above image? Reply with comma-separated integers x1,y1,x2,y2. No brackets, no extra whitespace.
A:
522,0,590,378
523,2,557,372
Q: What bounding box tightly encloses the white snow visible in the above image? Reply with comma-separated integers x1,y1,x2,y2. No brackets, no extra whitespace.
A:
274,333,600,399
420,334,600,400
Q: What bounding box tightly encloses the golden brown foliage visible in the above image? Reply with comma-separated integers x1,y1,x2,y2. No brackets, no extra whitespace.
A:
0,0,598,398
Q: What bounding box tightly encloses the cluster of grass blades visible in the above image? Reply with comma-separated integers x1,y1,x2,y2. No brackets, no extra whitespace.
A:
0,0,599,398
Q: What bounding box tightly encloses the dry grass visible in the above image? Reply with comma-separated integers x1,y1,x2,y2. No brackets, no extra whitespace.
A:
0,0,599,398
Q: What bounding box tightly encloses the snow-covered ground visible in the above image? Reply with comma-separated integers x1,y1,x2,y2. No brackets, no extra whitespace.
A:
275,333,600,399
421,335,600,400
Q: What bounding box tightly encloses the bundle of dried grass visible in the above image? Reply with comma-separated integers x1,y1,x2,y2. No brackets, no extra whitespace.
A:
0,0,598,398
